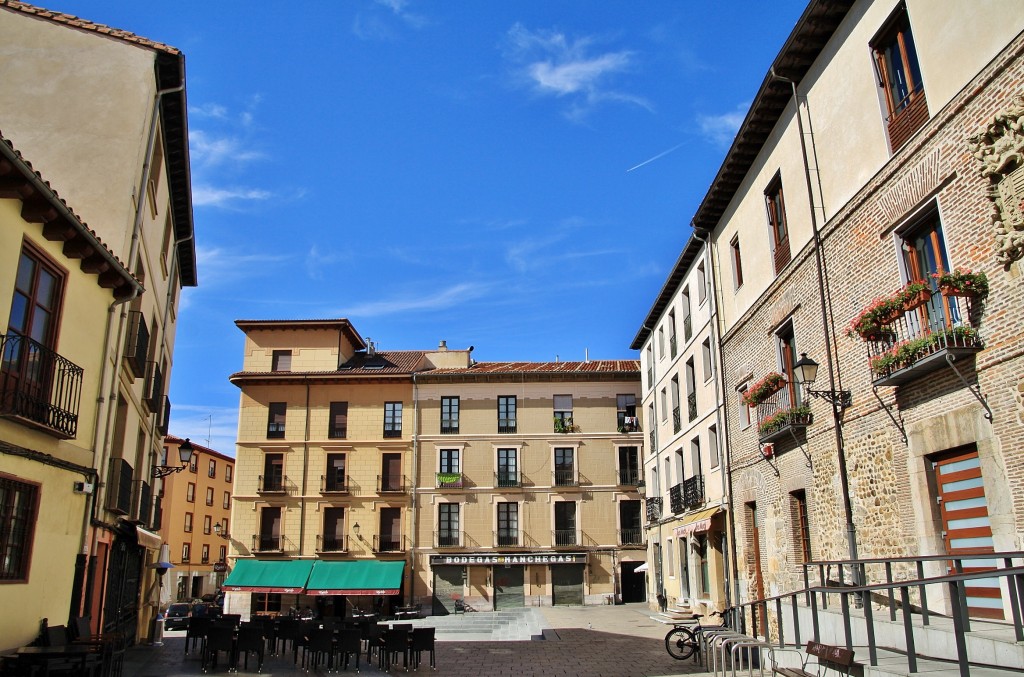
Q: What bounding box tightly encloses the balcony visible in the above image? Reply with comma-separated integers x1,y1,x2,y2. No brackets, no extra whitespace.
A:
440,419,458,434
669,484,685,515
864,294,983,387
496,469,521,489
135,479,152,525
378,475,407,493
373,534,406,553
123,311,149,379
649,430,657,452
494,531,523,548
553,470,578,487
0,333,83,438
669,334,678,358
142,360,163,415
498,418,517,434
436,472,464,489
434,530,463,548
683,315,692,342
672,406,681,433
157,396,171,436
887,88,928,150
553,417,577,434
320,474,348,494
258,474,287,494
687,392,697,422
617,468,641,486
645,497,663,523
683,475,704,509
267,422,285,439
618,416,640,433
383,426,402,439
316,535,348,553
646,367,653,391
756,385,812,443
152,495,163,531
618,528,645,546
252,534,284,553
552,529,578,547
106,457,134,515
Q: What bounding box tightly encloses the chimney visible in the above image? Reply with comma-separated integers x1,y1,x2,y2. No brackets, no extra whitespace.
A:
438,340,447,351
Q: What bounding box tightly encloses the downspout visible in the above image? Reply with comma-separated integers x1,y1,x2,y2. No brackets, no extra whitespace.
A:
301,377,310,555
694,228,735,611
771,69,859,572
410,372,420,606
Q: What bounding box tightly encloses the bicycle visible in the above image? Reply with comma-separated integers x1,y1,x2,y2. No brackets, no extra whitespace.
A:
664,610,725,661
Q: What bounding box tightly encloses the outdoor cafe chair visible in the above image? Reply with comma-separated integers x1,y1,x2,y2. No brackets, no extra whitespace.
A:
338,628,362,673
410,627,436,671
186,616,213,656
202,625,236,673
236,623,265,672
303,628,337,673
380,627,410,672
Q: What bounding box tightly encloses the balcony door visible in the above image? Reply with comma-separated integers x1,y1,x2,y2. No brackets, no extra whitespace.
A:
379,507,401,551
498,448,517,487
618,446,639,485
260,507,281,550
902,213,957,328
554,502,576,546
381,453,402,491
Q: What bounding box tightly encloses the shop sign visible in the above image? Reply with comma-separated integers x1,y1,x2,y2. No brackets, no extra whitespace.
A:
429,553,585,566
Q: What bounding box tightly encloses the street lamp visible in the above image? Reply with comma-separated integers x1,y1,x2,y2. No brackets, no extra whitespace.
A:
213,522,229,539
793,354,853,409
153,438,195,478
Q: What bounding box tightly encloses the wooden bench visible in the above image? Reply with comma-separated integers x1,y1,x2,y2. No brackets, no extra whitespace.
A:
771,641,857,677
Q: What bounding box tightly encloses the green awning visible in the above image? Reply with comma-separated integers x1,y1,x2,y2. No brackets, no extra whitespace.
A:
306,560,405,596
222,559,315,593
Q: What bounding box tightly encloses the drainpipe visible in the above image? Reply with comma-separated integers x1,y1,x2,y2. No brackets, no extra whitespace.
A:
410,371,420,607
770,69,859,577
694,228,735,612
301,377,310,555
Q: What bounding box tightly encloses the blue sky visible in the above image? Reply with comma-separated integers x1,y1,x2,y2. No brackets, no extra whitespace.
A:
46,0,806,454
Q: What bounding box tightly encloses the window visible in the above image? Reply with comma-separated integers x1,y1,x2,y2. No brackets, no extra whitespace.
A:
322,507,346,551
738,387,752,428
328,402,348,439
181,543,190,562
208,459,216,479
681,287,692,341
497,448,518,487
0,475,43,581
660,389,668,422
262,453,284,492
258,507,282,551
645,345,654,390
697,262,707,304
554,502,577,546
201,544,210,564
189,454,198,473
378,507,402,551
267,402,286,438
686,359,697,423
617,446,639,485
3,245,67,431
203,515,212,534
205,487,214,506
225,465,232,483
708,425,720,469
618,500,642,545
554,448,575,486
498,396,517,433
765,174,791,274
792,490,812,563
218,545,227,562
383,402,402,438
186,482,195,503
730,235,743,288
553,395,573,432
871,3,927,151
325,453,347,492
617,394,638,432
668,312,678,358
666,538,675,577
900,209,952,312
222,519,229,535
702,339,713,382
776,323,800,410
380,453,403,492
271,350,292,371
441,396,459,434
438,503,460,547
670,377,681,433
183,512,193,532
159,214,173,276
147,131,163,217
691,437,703,481
497,502,519,546
223,491,230,509
695,535,710,595
439,448,460,474
657,327,665,359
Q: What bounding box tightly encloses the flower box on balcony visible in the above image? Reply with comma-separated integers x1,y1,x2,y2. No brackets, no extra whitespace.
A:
934,269,988,298
848,282,931,340
742,372,786,407
869,325,983,386
757,405,813,442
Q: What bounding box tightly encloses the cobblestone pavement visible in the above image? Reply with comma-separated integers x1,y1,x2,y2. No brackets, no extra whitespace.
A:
121,604,703,677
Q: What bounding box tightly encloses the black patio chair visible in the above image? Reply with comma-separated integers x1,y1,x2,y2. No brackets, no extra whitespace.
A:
236,623,265,672
303,627,337,673
186,616,213,656
292,620,316,665
338,628,362,672
275,617,300,656
410,627,435,671
203,625,236,673
364,622,384,664
380,627,410,672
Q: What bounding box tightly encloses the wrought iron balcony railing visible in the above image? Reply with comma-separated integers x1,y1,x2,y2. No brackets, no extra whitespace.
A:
123,311,149,379
498,418,517,434
436,472,463,489
618,528,645,546
252,534,283,553
672,407,681,433
434,530,462,548
258,474,287,494
669,334,677,358
683,315,692,341
143,360,163,415
645,496,663,523
649,430,657,452
316,534,349,553
440,420,459,434
669,483,685,514
646,367,654,391
383,426,402,439
683,475,704,509
157,396,171,436
687,392,698,422
0,333,83,438
552,529,578,547
496,469,521,488
617,468,641,486
320,474,349,493
618,415,640,433
494,530,522,547
378,474,407,493
106,457,134,515
553,469,578,487
755,385,811,443
373,534,406,553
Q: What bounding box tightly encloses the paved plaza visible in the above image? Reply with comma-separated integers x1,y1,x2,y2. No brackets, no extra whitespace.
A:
121,604,703,677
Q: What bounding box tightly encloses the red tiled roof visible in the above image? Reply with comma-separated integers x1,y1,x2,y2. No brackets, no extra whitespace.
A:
0,1,180,54
430,360,640,374
229,351,429,382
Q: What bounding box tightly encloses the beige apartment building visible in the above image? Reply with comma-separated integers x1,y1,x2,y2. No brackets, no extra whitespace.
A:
633,238,730,614
224,320,642,617
0,2,196,644
158,436,234,607
637,0,1024,634
414,356,645,611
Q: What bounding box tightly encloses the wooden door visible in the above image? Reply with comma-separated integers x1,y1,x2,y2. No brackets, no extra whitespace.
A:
748,503,767,634
933,447,1002,619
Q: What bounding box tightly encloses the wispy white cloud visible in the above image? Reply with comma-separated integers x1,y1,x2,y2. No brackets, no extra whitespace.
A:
305,244,354,280
168,404,240,456
697,102,749,147
374,0,428,28
189,103,229,119
190,130,264,168
192,185,272,208
195,245,291,286
353,0,428,39
505,24,649,121
337,282,489,317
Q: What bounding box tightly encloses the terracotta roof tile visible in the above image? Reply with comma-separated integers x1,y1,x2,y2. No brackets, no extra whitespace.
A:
429,360,640,375
1,1,181,54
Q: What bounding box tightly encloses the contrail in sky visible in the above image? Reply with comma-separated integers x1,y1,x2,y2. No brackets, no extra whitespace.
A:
626,140,687,172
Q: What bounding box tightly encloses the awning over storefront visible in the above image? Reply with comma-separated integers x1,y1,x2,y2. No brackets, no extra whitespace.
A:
306,560,405,596
673,507,722,538
633,562,649,573
222,559,315,593
135,526,163,550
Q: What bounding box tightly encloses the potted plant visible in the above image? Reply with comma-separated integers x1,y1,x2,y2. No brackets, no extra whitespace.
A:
933,269,989,298
742,372,786,407
846,293,904,339
898,281,931,311
757,404,812,437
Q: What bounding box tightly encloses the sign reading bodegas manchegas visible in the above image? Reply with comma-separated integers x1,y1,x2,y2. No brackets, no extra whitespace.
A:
429,553,586,566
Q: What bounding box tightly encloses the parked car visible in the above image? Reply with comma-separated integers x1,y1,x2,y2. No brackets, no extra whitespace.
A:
164,603,191,630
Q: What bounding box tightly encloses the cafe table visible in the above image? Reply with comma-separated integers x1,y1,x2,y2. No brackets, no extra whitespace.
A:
15,643,101,676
